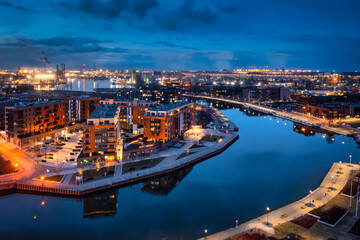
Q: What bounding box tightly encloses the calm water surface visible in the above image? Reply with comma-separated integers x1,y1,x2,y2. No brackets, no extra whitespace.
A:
0,107,358,240
56,79,112,92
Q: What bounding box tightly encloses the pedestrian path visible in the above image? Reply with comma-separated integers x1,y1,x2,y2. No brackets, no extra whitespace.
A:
198,162,355,240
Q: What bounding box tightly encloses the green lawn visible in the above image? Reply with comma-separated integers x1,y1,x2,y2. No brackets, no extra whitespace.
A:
82,166,115,181
43,175,64,182
122,157,165,173
190,144,205,149
201,135,220,142
176,151,195,160
309,207,326,217
0,157,17,175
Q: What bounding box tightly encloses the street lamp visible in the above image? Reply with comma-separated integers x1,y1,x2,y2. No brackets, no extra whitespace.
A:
236,220,239,228
350,155,352,164
204,229,208,239
266,207,270,226
309,190,313,205
339,161,342,170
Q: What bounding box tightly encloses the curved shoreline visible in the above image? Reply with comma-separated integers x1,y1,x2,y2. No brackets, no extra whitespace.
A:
185,94,358,136
1,133,239,196
198,162,355,240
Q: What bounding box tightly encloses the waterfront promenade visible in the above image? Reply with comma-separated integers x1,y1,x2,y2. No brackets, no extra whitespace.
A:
198,162,355,240
185,94,358,136
0,128,239,196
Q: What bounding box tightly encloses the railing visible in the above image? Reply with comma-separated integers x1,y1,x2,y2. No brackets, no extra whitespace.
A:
16,134,238,195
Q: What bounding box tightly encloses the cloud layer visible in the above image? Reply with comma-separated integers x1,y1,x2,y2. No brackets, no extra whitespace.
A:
0,0,360,71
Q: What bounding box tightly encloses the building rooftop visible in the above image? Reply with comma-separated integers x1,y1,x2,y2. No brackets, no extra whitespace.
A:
11,100,65,109
31,93,100,100
148,102,190,112
88,104,119,119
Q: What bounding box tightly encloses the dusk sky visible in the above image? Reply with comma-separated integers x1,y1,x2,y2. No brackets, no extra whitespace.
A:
0,0,360,71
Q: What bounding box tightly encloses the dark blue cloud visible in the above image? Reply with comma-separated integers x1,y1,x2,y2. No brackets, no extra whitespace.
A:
77,0,158,19
0,1,36,13
153,40,199,50
0,0,360,71
154,0,219,31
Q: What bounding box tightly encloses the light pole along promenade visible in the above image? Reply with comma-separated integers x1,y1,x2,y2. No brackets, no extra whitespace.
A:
184,94,358,136
197,162,355,240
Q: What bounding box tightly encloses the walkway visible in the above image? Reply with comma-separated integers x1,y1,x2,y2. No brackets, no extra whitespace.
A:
185,94,359,136
198,162,355,240
13,129,239,195
0,140,44,184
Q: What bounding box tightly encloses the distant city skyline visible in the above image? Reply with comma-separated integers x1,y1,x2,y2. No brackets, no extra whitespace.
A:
0,0,360,71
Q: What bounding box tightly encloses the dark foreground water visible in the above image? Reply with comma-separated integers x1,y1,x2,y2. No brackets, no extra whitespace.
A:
0,108,358,240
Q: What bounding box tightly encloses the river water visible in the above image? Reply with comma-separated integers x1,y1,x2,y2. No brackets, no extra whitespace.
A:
0,92,358,240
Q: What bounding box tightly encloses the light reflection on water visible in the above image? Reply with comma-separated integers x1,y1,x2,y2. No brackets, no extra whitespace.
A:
0,104,358,240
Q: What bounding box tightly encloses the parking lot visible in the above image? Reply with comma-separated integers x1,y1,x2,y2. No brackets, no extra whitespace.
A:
28,130,83,170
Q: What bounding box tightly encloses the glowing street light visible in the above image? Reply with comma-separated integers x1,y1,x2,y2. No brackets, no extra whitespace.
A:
204,229,208,239
309,190,313,205
266,207,270,226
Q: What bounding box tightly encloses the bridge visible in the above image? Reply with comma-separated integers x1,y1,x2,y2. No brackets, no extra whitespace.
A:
184,94,357,136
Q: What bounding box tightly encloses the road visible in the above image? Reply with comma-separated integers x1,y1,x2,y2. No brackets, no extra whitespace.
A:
0,140,44,183
185,94,359,136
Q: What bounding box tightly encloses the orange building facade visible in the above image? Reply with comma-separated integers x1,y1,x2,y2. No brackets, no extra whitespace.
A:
82,104,122,161
5,100,67,144
143,102,195,142
30,95,101,123
99,99,157,134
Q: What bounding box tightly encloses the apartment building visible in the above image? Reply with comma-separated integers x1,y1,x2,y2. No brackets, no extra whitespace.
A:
30,94,100,123
143,102,194,142
5,100,66,145
99,99,157,134
82,104,122,161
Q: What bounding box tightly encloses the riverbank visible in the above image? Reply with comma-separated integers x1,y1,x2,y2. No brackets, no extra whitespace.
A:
0,127,239,196
185,94,359,137
198,162,356,240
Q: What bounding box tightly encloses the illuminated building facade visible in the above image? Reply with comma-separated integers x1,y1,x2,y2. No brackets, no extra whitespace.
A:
212,86,290,101
99,99,157,134
143,102,194,142
5,100,66,145
82,104,123,161
117,87,183,104
30,94,100,123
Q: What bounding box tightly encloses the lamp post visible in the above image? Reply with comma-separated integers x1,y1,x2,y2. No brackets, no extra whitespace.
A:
236,220,239,228
266,207,270,226
350,170,353,210
356,178,359,218
204,229,208,239
309,190,313,205
339,161,342,171
350,155,352,166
